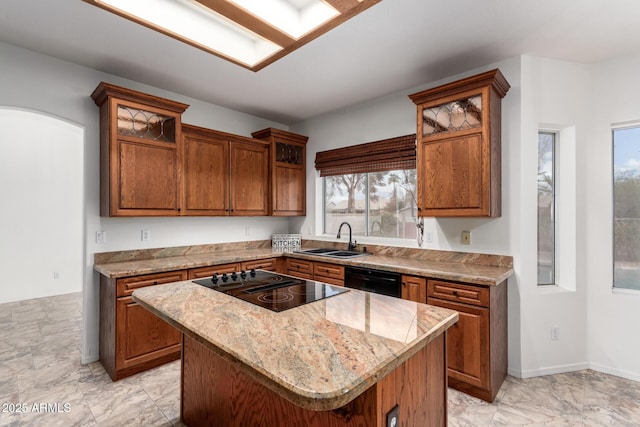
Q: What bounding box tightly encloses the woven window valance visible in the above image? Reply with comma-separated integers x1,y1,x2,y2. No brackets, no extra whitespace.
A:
315,134,416,177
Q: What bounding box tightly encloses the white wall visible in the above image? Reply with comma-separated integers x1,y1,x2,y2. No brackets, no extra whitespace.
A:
0,42,290,363
587,52,640,381
0,108,84,303
517,56,590,376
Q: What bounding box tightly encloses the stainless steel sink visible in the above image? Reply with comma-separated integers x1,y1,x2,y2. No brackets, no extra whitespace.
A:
295,248,370,259
298,248,339,254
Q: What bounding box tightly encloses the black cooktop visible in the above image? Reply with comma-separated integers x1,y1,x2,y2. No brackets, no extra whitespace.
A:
192,270,348,312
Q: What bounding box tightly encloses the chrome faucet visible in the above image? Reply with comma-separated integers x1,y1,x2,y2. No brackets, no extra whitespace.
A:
337,222,357,251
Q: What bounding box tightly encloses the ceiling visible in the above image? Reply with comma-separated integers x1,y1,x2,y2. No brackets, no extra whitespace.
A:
2,0,640,125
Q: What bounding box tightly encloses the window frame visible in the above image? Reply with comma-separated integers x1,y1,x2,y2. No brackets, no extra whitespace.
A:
537,130,558,286
611,122,640,291
321,169,417,241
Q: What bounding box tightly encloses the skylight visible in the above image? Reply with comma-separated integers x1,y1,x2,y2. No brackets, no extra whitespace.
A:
85,0,381,71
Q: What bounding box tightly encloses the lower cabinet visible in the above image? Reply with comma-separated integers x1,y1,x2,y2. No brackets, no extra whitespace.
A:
286,258,314,280
286,258,344,286
427,278,507,402
313,262,344,286
241,258,278,272
401,275,427,303
100,270,187,381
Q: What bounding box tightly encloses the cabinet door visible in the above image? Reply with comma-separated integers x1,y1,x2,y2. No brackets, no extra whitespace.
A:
116,296,181,370
106,97,183,217
286,259,314,279
401,275,426,303
427,297,489,389
182,132,229,215
313,262,344,286
418,133,483,216
273,164,305,216
229,141,270,216
118,140,179,213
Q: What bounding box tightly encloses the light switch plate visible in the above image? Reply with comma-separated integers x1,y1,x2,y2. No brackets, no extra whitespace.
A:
386,404,399,427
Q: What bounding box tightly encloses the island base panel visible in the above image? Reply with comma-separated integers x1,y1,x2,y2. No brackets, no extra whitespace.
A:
180,334,447,427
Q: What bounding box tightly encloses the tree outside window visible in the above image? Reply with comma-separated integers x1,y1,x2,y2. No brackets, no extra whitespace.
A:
324,170,417,239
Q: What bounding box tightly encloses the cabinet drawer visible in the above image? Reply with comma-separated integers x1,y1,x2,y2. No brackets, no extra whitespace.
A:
286,259,313,278
241,259,276,272
313,262,344,281
188,263,240,279
427,279,489,307
116,270,187,298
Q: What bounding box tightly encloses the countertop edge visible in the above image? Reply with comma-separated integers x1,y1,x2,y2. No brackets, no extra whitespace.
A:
97,250,513,286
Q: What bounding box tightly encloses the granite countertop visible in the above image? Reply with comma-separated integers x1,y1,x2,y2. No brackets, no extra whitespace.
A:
95,246,513,286
132,280,459,411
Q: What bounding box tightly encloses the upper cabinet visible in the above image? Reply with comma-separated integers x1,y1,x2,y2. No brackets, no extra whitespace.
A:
252,128,308,216
182,124,270,217
182,125,229,216
91,82,189,217
92,83,301,218
409,69,510,217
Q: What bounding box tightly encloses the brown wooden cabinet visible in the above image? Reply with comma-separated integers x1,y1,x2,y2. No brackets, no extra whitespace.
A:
91,82,189,217
313,262,345,286
285,258,314,280
427,278,507,402
241,258,278,272
182,125,229,216
286,258,344,286
182,124,270,216
401,275,426,303
100,270,187,380
409,69,510,217
252,128,308,216
229,138,270,216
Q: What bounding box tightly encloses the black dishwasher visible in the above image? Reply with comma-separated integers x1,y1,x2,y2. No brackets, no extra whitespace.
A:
344,266,401,298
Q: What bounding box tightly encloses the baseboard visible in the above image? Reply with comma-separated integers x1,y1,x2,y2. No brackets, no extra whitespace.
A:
589,362,640,383
508,362,589,379
81,353,100,364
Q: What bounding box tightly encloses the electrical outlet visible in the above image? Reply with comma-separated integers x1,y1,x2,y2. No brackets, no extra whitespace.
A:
425,231,433,242
53,272,60,280
245,225,251,237
96,231,106,244
141,229,150,242
551,326,560,341
461,230,471,245
386,404,399,427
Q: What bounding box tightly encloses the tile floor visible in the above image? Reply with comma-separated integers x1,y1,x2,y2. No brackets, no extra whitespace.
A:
1,292,639,426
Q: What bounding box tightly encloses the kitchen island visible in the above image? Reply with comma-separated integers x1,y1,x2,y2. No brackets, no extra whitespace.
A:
133,278,459,426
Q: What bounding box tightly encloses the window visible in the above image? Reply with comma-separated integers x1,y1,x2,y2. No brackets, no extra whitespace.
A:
613,124,640,290
538,131,556,285
324,170,417,239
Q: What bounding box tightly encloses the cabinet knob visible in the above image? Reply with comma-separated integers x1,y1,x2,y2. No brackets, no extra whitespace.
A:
452,290,458,296
153,281,158,285
402,282,406,286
